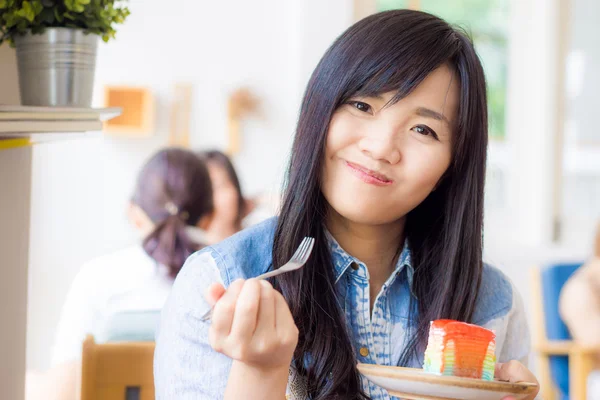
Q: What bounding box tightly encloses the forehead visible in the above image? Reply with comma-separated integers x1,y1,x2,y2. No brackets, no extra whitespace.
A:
386,64,460,123
207,163,229,180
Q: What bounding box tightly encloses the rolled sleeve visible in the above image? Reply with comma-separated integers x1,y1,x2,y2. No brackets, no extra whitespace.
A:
481,281,531,365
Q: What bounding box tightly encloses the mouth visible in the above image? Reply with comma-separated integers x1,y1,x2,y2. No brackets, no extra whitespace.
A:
344,161,393,186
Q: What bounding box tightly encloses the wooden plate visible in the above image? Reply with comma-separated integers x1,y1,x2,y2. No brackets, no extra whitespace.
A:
357,364,538,400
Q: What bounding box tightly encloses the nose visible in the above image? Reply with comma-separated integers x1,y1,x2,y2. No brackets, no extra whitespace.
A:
357,125,401,165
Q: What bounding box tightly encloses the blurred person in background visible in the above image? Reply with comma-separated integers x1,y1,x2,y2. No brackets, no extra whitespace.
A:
200,149,275,243
201,150,248,243
27,147,214,400
560,222,600,397
560,222,600,347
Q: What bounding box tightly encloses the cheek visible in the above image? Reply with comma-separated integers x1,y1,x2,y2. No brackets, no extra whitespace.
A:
402,144,451,195
325,111,361,158
222,189,239,203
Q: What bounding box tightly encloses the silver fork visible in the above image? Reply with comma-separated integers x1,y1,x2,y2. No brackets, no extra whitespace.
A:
200,236,315,322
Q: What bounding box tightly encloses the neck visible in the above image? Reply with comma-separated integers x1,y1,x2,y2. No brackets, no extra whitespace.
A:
206,220,241,243
326,209,405,284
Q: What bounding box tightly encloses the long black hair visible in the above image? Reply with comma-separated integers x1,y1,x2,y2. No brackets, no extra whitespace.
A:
133,148,213,278
272,9,488,399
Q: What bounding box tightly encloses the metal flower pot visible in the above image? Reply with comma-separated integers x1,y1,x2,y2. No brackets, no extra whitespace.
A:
14,28,98,107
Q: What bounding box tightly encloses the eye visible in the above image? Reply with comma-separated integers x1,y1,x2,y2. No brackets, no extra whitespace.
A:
348,101,373,114
411,124,439,140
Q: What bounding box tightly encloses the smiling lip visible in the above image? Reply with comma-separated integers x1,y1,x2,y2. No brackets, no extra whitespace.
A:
345,161,393,186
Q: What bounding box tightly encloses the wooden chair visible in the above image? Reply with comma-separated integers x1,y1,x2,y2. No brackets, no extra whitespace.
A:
81,335,156,400
530,266,599,400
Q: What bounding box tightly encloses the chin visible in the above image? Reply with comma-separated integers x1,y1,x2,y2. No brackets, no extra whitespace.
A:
331,201,403,226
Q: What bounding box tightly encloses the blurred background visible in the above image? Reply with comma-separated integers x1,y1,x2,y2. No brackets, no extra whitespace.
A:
0,0,599,398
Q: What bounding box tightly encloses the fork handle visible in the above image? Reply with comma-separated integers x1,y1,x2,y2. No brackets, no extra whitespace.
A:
200,308,213,321
254,268,282,280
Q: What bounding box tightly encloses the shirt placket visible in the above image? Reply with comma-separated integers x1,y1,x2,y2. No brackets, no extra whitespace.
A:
347,263,393,400
347,263,374,364
371,284,391,366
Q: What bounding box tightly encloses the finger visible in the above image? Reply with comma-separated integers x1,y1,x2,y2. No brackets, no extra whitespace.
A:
211,279,245,336
495,361,537,384
205,282,226,306
229,279,262,340
254,280,276,334
501,397,516,400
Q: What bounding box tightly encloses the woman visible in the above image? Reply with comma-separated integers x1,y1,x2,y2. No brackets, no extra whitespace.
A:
155,10,539,399
200,150,248,243
36,148,213,400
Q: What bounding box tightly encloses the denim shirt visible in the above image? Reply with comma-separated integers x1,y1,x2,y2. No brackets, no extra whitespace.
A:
154,218,531,399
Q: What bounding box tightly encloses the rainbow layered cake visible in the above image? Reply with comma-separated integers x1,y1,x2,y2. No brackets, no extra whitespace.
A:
423,319,496,381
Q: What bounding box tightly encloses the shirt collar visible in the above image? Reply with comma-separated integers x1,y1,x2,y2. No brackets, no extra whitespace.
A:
325,229,413,286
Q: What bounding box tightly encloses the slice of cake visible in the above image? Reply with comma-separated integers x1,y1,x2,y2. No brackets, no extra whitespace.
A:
423,319,496,381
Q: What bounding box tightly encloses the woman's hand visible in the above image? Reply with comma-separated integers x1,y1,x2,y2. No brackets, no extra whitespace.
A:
205,279,299,370
496,360,540,400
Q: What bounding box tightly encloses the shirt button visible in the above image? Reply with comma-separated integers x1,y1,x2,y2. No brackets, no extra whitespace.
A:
359,347,369,357
351,263,359,271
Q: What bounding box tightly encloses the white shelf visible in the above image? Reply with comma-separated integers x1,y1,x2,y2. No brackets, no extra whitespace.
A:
0,106,121,148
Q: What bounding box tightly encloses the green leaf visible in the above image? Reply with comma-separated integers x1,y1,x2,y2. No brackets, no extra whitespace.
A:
1,0,130,43
72,0,89,12
16,19,28,30
4,14,18,28
31,0,43,15
16,1,35,22
40,7,54,23
54,7,63,22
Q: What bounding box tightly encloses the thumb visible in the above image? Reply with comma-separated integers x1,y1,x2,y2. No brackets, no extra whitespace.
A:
495,361,530,383
204,282,226,306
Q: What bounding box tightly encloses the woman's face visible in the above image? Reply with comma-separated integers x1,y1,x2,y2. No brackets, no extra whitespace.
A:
321,64,459,226
207,162,240,226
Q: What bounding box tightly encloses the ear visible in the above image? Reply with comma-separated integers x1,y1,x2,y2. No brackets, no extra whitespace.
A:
127,202,155,236
196,211,214,230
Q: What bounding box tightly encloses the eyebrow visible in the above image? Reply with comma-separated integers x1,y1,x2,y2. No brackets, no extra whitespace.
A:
416,107,450,125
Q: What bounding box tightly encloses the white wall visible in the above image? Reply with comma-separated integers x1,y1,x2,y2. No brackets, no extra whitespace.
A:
26,0,354,370
561,0,600,245
25,0,598,374
27,138,107,369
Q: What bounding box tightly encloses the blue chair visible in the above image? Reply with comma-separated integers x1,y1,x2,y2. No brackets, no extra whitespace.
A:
531,263,598,400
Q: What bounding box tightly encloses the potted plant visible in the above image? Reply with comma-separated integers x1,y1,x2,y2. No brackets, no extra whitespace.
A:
0,0,130,107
